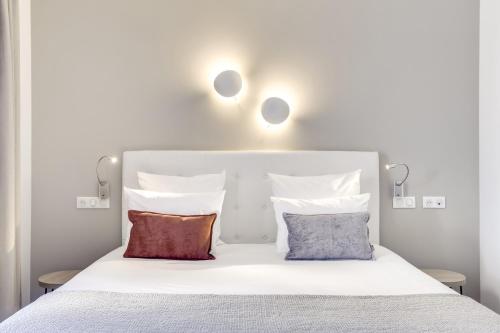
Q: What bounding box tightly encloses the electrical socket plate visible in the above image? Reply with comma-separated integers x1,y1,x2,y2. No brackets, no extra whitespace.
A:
77,197,110,209
393,196,416,209
423,196,446,209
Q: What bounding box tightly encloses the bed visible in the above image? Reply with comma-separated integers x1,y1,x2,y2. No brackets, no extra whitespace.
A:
1,151,499,332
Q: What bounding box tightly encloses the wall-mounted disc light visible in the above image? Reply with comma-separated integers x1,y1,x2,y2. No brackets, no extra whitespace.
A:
213,70,242,98
261,97,290,125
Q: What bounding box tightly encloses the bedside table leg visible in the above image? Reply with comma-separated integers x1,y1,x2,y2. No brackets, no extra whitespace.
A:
460,286,463,295
44,288,47,294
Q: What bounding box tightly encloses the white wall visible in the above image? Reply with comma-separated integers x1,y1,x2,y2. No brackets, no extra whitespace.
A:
31,0,479,300
480,0,500,313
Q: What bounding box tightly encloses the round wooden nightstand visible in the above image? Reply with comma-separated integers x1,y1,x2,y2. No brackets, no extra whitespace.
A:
422,269,466,294
38,270,81,294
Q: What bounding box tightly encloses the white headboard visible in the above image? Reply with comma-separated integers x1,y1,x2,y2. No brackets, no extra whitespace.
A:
122,150,380,245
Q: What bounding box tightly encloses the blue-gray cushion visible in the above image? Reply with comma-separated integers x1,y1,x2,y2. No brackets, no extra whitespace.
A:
283,212,374,260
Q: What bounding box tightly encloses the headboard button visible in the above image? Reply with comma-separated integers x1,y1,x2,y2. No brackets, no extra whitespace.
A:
234,234,240,240
233,204,239,210
234,173,240,179
262,235,269,241
261,204,268,210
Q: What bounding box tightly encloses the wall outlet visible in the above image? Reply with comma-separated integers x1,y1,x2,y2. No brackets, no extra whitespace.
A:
393,196,416,209
422,196,446,209
76,197,110,209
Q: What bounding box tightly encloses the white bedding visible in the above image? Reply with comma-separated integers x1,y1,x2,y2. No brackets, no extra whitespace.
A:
60,244,453,296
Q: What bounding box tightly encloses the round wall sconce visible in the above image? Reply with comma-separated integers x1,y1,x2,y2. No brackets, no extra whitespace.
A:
213,70,242,98
261,97,290,125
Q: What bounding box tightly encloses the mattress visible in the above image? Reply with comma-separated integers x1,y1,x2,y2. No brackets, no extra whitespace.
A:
60,243,453,296
7,244,497,333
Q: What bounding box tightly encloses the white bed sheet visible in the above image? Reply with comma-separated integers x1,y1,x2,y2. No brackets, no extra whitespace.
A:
60,244,453,296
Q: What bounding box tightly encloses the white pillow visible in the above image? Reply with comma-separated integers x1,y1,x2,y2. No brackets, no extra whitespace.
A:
124,187,226,252
268,170,361,199
138,170,225,193
270,193,371,253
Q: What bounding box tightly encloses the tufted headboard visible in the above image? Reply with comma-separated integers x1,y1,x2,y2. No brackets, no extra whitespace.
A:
122,150,380,245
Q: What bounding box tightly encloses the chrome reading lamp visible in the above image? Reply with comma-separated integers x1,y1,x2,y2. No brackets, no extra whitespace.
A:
385,163,410,197
96,155,118,200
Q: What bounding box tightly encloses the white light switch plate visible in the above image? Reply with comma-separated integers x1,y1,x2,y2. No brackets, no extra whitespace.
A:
77,197,110,209
393,196,416,209
423,196,446,209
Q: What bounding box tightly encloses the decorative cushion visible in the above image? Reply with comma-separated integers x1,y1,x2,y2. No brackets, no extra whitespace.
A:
124,210,217,260
271,194,370,253
283,212,373,260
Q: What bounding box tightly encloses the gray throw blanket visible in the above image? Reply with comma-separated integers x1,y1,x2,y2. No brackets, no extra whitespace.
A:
1,291,499,332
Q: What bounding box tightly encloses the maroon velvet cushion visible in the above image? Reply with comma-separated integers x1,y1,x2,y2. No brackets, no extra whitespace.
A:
124,210,217,260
